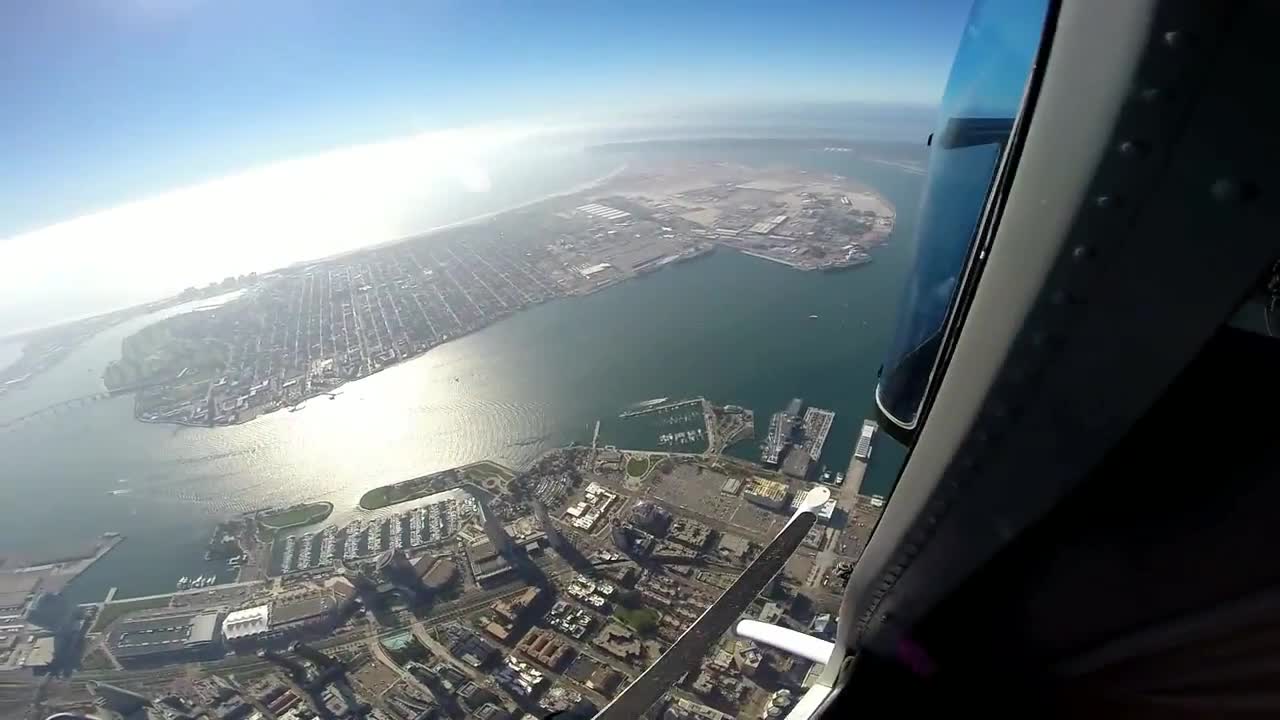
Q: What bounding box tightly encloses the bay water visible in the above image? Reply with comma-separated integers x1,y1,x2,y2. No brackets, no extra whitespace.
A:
0,140,924,602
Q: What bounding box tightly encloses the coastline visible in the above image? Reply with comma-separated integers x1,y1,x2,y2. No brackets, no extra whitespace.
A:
4,165,630,407
128,240,719,428
0,164,629,345
0,138,923,608
115,174,893,429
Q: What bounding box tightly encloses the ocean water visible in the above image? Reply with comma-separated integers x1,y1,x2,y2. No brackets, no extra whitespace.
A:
0,340,22,374
0,139,924,602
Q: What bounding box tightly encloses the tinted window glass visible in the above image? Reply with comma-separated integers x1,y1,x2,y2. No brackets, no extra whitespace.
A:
876,0,1051,430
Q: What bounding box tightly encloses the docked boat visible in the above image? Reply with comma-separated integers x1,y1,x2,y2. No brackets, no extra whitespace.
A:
761,412,788,466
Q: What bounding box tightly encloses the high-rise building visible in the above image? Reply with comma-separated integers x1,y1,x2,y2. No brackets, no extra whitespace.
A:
24,592,75,632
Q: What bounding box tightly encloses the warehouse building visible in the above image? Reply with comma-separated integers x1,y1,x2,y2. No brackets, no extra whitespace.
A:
221,590,339,648
743,478,790,510
107,611,222,667
465,540,513,586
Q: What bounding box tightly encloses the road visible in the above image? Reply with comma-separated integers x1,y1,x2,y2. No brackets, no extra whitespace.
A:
28,573,575,706
409,622,525,711
366,630,437,716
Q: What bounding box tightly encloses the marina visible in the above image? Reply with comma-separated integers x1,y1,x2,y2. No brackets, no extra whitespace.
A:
0,151,920,604
173,574,219,591
271,489,480,575
601,397,711,453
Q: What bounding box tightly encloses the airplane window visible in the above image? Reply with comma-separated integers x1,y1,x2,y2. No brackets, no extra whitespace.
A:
0,2,1025,719
876,0,1051,432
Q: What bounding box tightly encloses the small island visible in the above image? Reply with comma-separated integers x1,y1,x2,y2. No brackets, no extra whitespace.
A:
256,501,333,531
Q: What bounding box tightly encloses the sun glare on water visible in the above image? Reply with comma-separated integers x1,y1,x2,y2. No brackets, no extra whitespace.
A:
0,126,536,332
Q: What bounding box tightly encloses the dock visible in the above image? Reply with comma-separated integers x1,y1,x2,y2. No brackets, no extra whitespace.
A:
844,419,879,495
736,248,806,269
2,532,126,598
619,397,704,419
844,457,868,496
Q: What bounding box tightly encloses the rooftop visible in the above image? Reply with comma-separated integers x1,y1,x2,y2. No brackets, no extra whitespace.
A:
593,623,643,661
21,636,56,668
223,604,270,641
714,533,752,559
669,519,712,549
466,540,513,582
494,586,541,622
109,611,219,659
744,478,789,502
271,594,334,627
517,628,574,669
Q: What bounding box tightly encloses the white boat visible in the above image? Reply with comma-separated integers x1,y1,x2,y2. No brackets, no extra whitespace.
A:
176,576,189,590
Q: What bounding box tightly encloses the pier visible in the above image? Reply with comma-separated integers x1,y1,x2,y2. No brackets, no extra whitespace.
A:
843,419,879,496
1,533,125,617
618,397,704,419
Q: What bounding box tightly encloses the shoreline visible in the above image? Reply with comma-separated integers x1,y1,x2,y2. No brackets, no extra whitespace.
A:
123,215,886,430
112,173,892,429
4,164,631,405
357,460,515,511
0,163,629,345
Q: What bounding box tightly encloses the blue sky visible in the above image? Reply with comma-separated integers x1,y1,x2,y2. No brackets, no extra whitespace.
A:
1,0,970,237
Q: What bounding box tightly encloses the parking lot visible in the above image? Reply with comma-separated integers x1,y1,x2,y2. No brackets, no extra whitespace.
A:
650,462,738,522
649,461,789,540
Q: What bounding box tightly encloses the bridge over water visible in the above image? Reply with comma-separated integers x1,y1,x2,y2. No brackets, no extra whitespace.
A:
0,382,158,431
